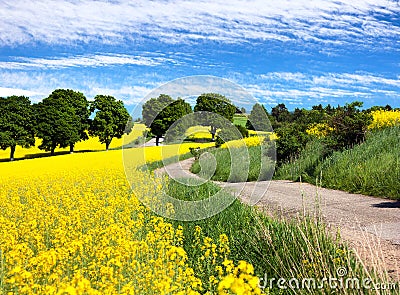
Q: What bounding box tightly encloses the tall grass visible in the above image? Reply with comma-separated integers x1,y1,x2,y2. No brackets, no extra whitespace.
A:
191,145,275,182
165,179,392,294
274,139,327,183
319,126,400,199
275,126,400,200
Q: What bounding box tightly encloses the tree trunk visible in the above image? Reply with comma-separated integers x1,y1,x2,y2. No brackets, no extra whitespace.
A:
210,126,217,141
10,145,16,161
156,136,160,146
51,141,56,156
106,142,110,151
70,143,74,154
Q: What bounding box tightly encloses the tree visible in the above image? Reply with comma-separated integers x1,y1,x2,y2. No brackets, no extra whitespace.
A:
48,89,90,153
326,101,372,150
142,94,192,146
35,94,80,156
271,103,291,127
0,96,35,161
160,98,192,144
275,123,308,163
89,95,132,151
194,93,237,140
246,103,271,131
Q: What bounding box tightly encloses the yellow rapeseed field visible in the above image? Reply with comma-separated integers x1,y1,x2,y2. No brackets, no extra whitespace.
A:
220,136,266,149
0,124,147,161
0,143,261,294
368,109,400,130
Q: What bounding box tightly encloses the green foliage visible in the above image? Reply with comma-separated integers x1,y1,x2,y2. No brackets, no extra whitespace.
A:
35,92,81,155
50,89,90,152
215,124,249,147
275,126,400,199
270,103,291,128
124,116,134,134
326,101,372,150
0,96,35,160
142,94,192,145
194,93,237,140
275,123,309,164
274,139,328,182
89,95,131,150
189,147,202,160
235,124,249,138
246,103,271,131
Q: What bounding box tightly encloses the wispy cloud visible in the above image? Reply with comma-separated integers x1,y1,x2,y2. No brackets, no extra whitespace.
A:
243,71,400,107
1,0,399,49
0,87,42,98
0,54,179,70
256,71,400,90
0,70,159,105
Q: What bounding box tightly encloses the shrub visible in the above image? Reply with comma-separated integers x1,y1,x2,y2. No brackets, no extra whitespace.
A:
275,123,309,164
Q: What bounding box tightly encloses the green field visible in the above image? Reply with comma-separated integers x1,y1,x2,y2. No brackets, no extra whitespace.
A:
233,114,248,127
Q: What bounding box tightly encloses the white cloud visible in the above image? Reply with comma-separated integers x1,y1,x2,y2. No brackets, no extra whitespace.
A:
0,54,178,70
89,85,155,105
257,71,400,89
0,87,42,98
242,70,400,107
0,0,399,47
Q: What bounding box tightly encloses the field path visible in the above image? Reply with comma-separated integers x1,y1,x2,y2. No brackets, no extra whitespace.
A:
156,158,400,279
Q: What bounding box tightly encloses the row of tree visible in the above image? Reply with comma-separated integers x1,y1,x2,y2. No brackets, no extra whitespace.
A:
142,93,237,145
142,92,397,163
0,89,132,160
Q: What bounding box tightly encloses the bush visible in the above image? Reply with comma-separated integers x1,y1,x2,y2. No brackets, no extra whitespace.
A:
215,125,248,148
326,101,372,150
275,123,309,164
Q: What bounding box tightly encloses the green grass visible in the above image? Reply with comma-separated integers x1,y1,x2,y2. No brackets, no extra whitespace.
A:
190,145,275,182
274,139,328,183
275,126,400,199
233,114,248,127
165,179,391,294
319,126,400,199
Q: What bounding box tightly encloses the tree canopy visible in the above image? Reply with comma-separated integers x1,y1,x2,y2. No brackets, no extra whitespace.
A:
0,96,35,161
246,103,271,131
142,94,192,145
193,93,237,140
35,92,81,155
89,95,132,151
49,89,90,153
34,89,91,154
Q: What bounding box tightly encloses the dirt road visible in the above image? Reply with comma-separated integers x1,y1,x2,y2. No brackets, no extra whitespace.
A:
156,158,400,279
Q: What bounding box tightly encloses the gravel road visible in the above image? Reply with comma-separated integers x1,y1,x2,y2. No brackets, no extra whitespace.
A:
156,157,400,279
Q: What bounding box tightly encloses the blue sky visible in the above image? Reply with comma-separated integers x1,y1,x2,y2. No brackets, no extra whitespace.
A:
0,0,399,113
